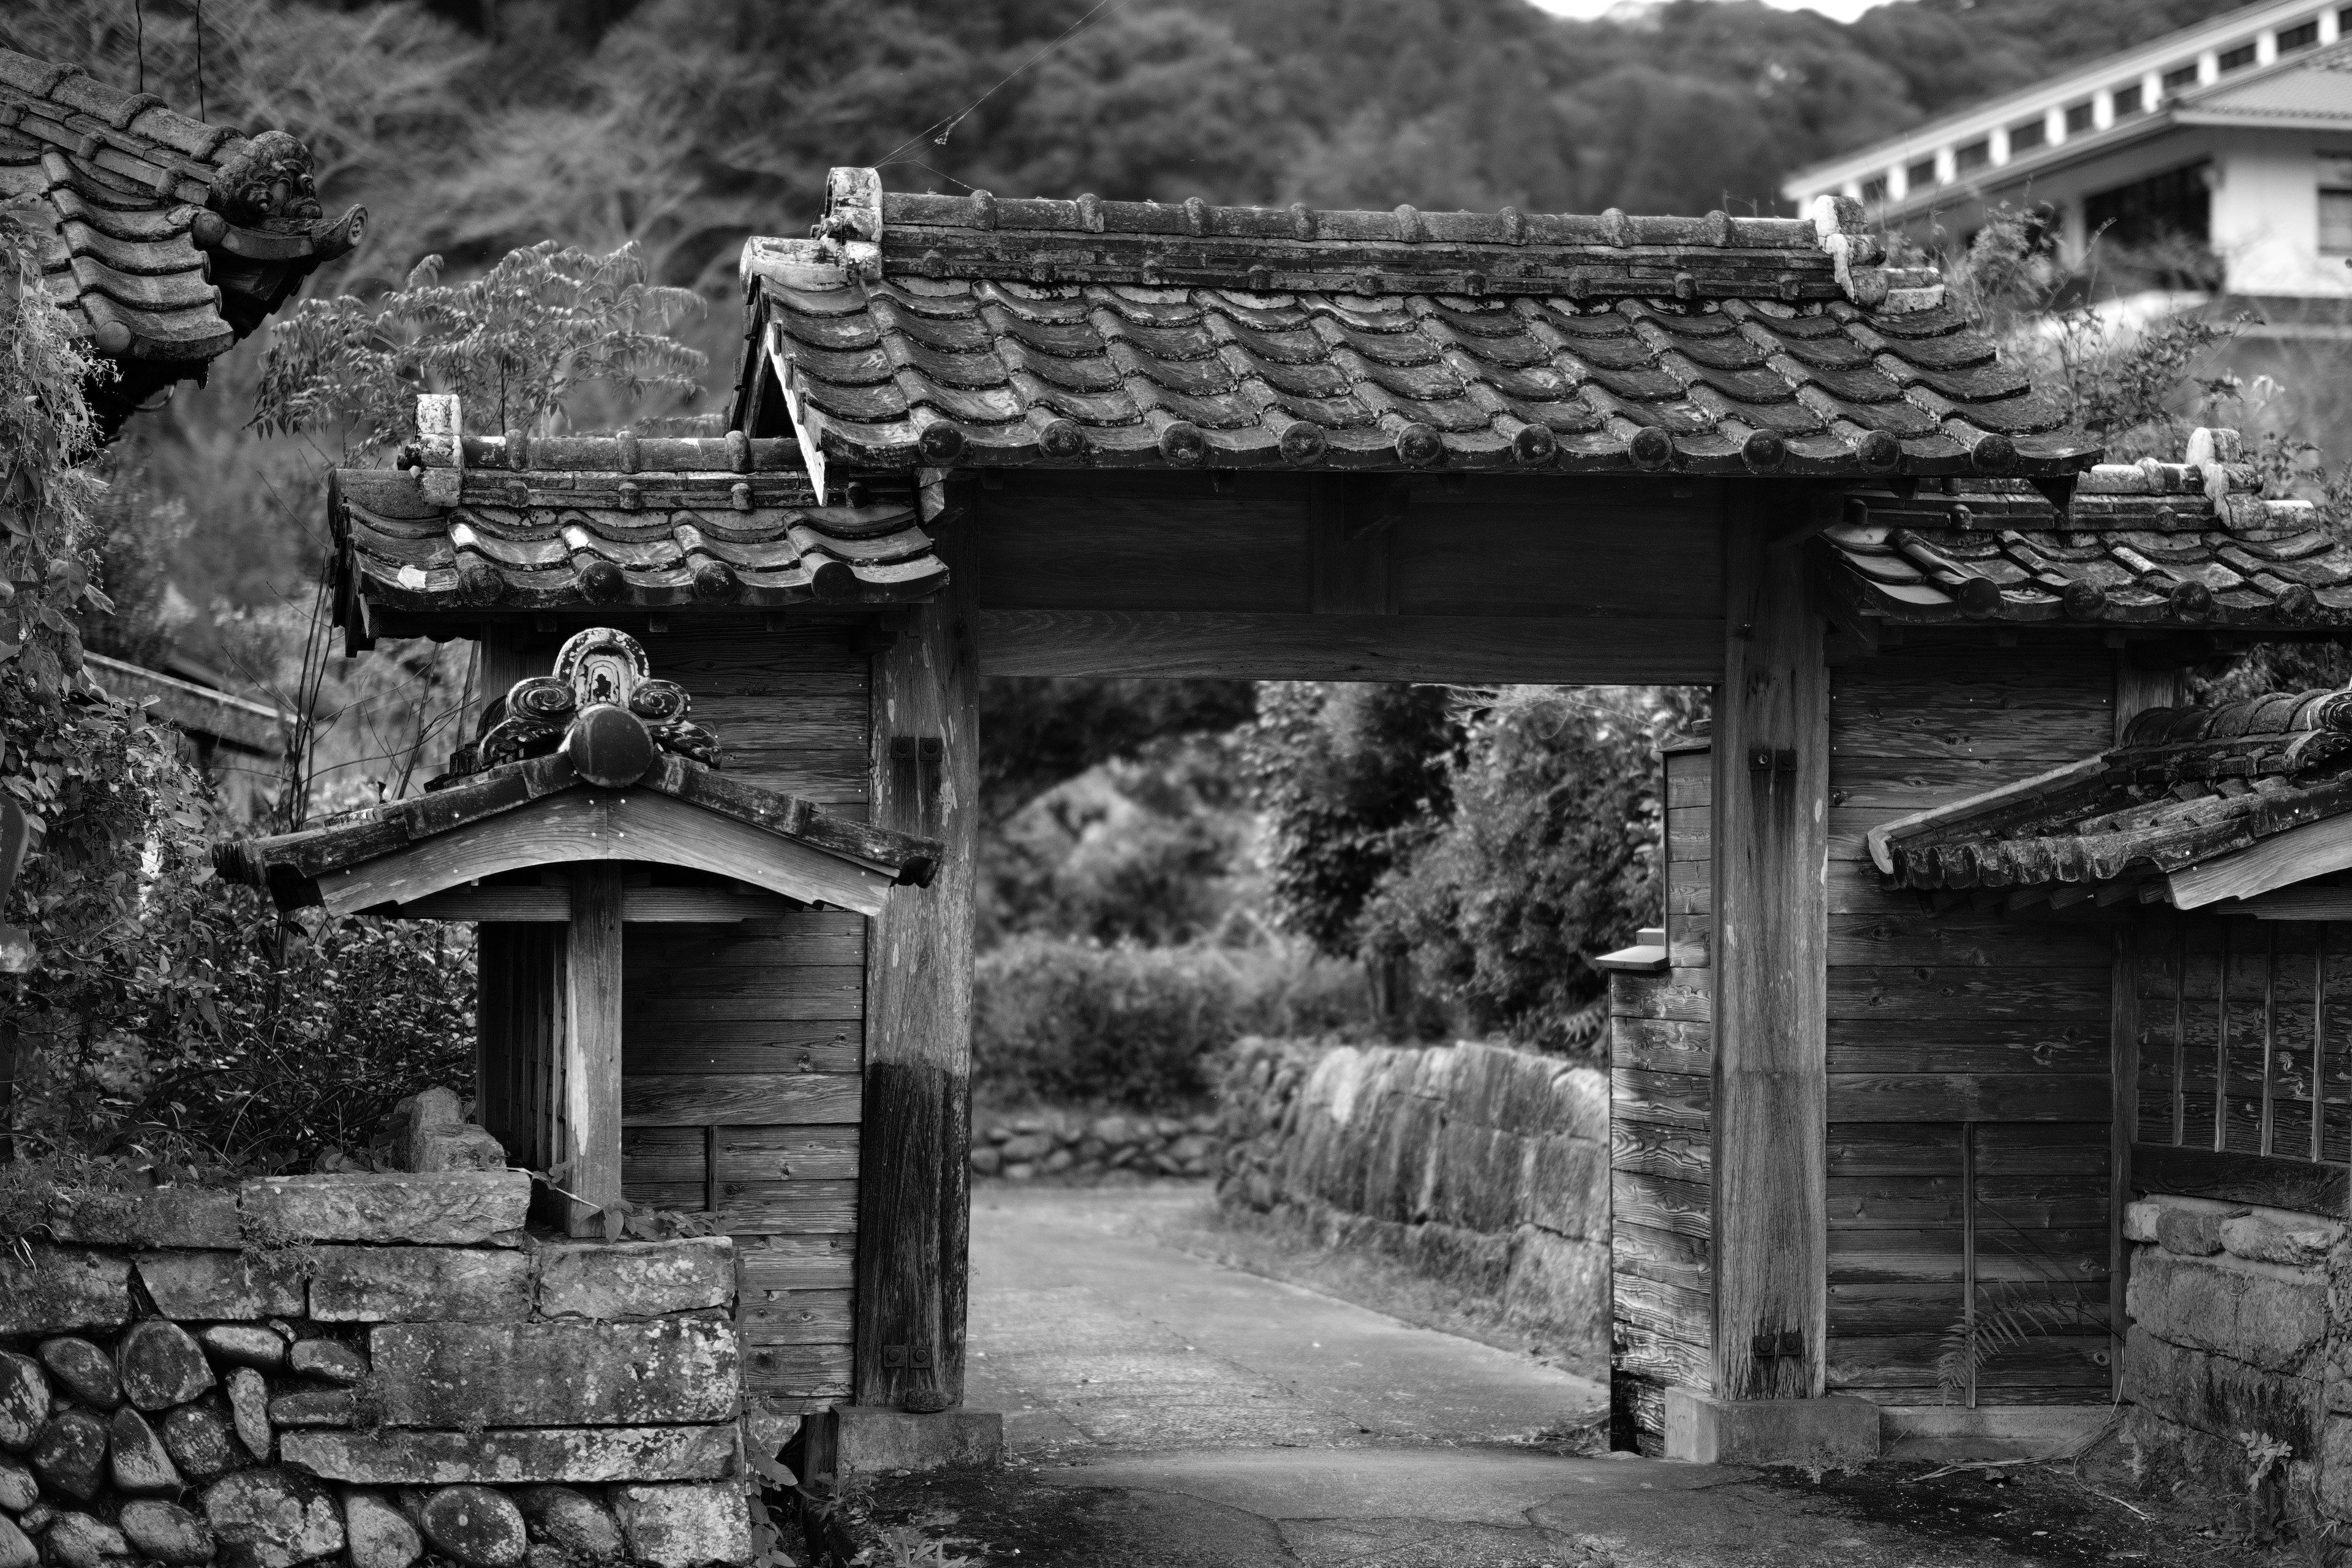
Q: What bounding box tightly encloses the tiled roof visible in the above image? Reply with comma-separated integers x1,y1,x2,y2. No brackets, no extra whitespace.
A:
330,399,946,644
1819,431,2345,632
732,168,2098,488
1866,685,2352,907
0,48,366,432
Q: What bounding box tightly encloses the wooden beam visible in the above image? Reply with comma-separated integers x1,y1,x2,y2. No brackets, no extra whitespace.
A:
857,470,979,1412
2108,653,2173,1400
312,791,893,918
385,887,801,922
976,609,1723,684
2168,812,2352,909
1712,489,1829,1402
563,864,625,1238
2129,1142,2348,1213
2211,886,2352,921
1310,477,1394,614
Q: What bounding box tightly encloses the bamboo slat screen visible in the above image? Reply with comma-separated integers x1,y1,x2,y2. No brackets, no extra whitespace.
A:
2135,915,2352,1165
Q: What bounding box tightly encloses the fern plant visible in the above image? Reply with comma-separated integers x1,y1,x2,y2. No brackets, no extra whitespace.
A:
1934,1194,2113,1404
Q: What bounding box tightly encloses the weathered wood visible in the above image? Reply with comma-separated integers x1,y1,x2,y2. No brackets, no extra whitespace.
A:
1608,968,1712,1022
1712,494,1828,1402
620,1073,861,1127
1826,966,2112,1021
1611,1017,1713,1076
622,1025,864,1076
1613,1219,1711,1292
740,1286,856,1344
1613,1321,1712,1389
1613,1171,1709,1240
1826,699,2114,762
1613,1272,1713,1347
477,923,565,1178
858,475,979,1410
740,1236,857,1294
1610,1118,1709,1185
1826,912,2113,968
1613,1067,1711,1131
1828,1333,2108,1391
564,865,625,1238
392,887,805,922
1310,475,1394,614
1826,1019,2108,1074
2171,812,2352,908
975,609,1723,684
2110,923,2136,1398
2128,1142,2350,1210
315,791,894,918
1826,1074,2110,1123
741,1341,852,1401
1827,1175,2105,1231
624,965,867,1012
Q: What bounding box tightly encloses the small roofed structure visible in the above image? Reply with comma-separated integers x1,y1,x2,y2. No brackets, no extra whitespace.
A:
0,47,366,432
214,628,942,1237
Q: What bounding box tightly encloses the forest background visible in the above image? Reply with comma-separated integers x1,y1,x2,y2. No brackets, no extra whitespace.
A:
0,0,2310,1173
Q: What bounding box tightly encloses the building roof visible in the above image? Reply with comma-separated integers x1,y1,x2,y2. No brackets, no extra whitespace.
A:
2177,38,2352,127
216,628,941,916
330,395,946,646
732,170,2099,488
1784,0,2347,212
1817,428,2343,632
1866,680,2352,911
86,652,286,757
0,48,366,432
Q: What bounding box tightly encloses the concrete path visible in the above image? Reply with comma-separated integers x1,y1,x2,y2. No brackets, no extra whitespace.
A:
967,1183,1605,1455
922,1185,2195,1567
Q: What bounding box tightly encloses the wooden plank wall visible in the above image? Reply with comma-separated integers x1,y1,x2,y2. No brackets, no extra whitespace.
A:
477,924,565,1177
1610,741,1713,1453
1826,631,2116,1408
617,623,871,1409
2133,913,2352,1165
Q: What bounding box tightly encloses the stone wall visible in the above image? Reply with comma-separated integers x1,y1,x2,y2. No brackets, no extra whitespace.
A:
967,1112,1219,1182
2122,1192,2351,1517
1216,1038,1609,1378
0,1171,753,1568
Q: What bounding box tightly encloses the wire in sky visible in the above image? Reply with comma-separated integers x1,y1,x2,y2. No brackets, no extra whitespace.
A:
872,0,1129,173
193,0,206,123
133,0,145,93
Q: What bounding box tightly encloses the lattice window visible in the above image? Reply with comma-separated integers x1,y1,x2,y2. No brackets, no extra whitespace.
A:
2135,916,2352,1166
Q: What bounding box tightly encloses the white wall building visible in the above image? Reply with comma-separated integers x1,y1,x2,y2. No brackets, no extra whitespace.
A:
1782,1,2352,326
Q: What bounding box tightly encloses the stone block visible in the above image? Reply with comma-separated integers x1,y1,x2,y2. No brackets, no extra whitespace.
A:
2124,1329,2321,1451
609,1483,750,1568
0,1452,34,1510
0,1354,46,1452
290,1340,369,1385
2155,1204,2242,1257
514,1487,622,1561
420,1485,527,1568
203,1468,345,1568
119,1499,217,1565
239,1172,529,1245
121,1321,217,1411
0,1248,129,1338
137,1251,304,1320
268,1390,359,1428
372,1320,739,1428
1360,1095,1439,1226
309,1246,533,1324
2324,1415,2352,1521
2125,1252,2325,1375
1428,1122,1524,1233
535,1238,734,1321
1662,1390,1882,1466
32,1409,108,1501
410,1126,508,1175
0,1516,26,1568
2221,1212,2343,1267
110,1407,185,1494
45,1186,241,1250
38,1338,119,1409
43,1513,127,1568
2122,1201,2163,1244
832,1408,1003,1477
343,1489,424,1568
162,1403,242,1481
227,1368,272,1462
1500,1227,1609,1374
281,1426,739,1486
1520,1133,1605,1240
200,1326,290,1372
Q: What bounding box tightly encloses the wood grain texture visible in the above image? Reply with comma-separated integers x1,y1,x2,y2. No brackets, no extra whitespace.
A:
859,478,979,1409
622,1025,864,1076
740,1235,858,1293
2171,813,2352,908
2129,1142,2350,1211
1614,1171,1710,1240
620,1073,861,1126
564,865,625,1236
1614,1067,1711,1131
1712,494,1828,1401
976,609,1723,684
1827,967,2112,1022
1613,1017,1713,1076
1826,1074,2111,1123
1310,475,1394,616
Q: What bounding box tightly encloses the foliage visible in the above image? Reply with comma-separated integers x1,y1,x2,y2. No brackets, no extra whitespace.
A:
973,936,1372,1110
979,677,1256,827
1242,683,1460,959
1360,686,1702,1054
255,242,707,454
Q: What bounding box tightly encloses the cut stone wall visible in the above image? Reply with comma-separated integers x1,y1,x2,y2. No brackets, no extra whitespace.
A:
2122,1191,2351,1517
1216,1038,1608,1378
967,1112,1219,1182
0,1172,752,1568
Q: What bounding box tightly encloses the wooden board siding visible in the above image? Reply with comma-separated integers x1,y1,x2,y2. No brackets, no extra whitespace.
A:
1611,741,1713,1453
1825,633,2116,1409
617,624,871,1408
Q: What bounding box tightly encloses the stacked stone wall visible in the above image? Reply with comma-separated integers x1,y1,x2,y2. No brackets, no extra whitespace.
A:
1216,1038,1608,1378
2122,1191,2352,1516
0,1172,753,1568
967,1112,1219,1181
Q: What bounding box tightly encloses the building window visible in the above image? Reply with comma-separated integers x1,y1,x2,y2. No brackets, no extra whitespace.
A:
2282,19,2321,51
2220,42,2258,70
2114,83,2145,117
1956,139,1990,173
1906,156,1938,190
2009,118,2047,153
1861,175,1888,205
2086,162,2220,285
2065,100,2095,134
2162,63,2200,91
2321,157,2352,252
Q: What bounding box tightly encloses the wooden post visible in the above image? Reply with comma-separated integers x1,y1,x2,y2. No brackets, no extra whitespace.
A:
856,471,979,1409
1711,492,1829,1402
2110,649,2177,1393
564,862,626,1238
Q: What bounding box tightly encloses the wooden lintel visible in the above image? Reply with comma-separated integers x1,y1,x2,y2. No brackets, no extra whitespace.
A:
1311,475,1396,615
2210,887,2352,921
1711,489,1828,1403
1338,473,1410,542
1767,489,1851,549
380,887,800,922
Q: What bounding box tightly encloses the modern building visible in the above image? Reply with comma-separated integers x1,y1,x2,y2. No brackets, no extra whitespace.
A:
1782,0,2352,326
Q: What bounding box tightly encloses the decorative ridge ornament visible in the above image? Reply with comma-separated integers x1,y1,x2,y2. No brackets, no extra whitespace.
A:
435,628,719,790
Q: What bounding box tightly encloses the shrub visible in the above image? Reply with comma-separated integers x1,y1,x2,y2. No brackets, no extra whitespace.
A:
973,936,1373,1110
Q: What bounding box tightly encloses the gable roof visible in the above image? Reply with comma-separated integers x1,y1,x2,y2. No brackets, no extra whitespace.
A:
216,628,941,916
328,396,946,646
1817,429,2342,632
1866,681,2352,911
733,170,2098,491
0,48,366,433
2177,37,2352,126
